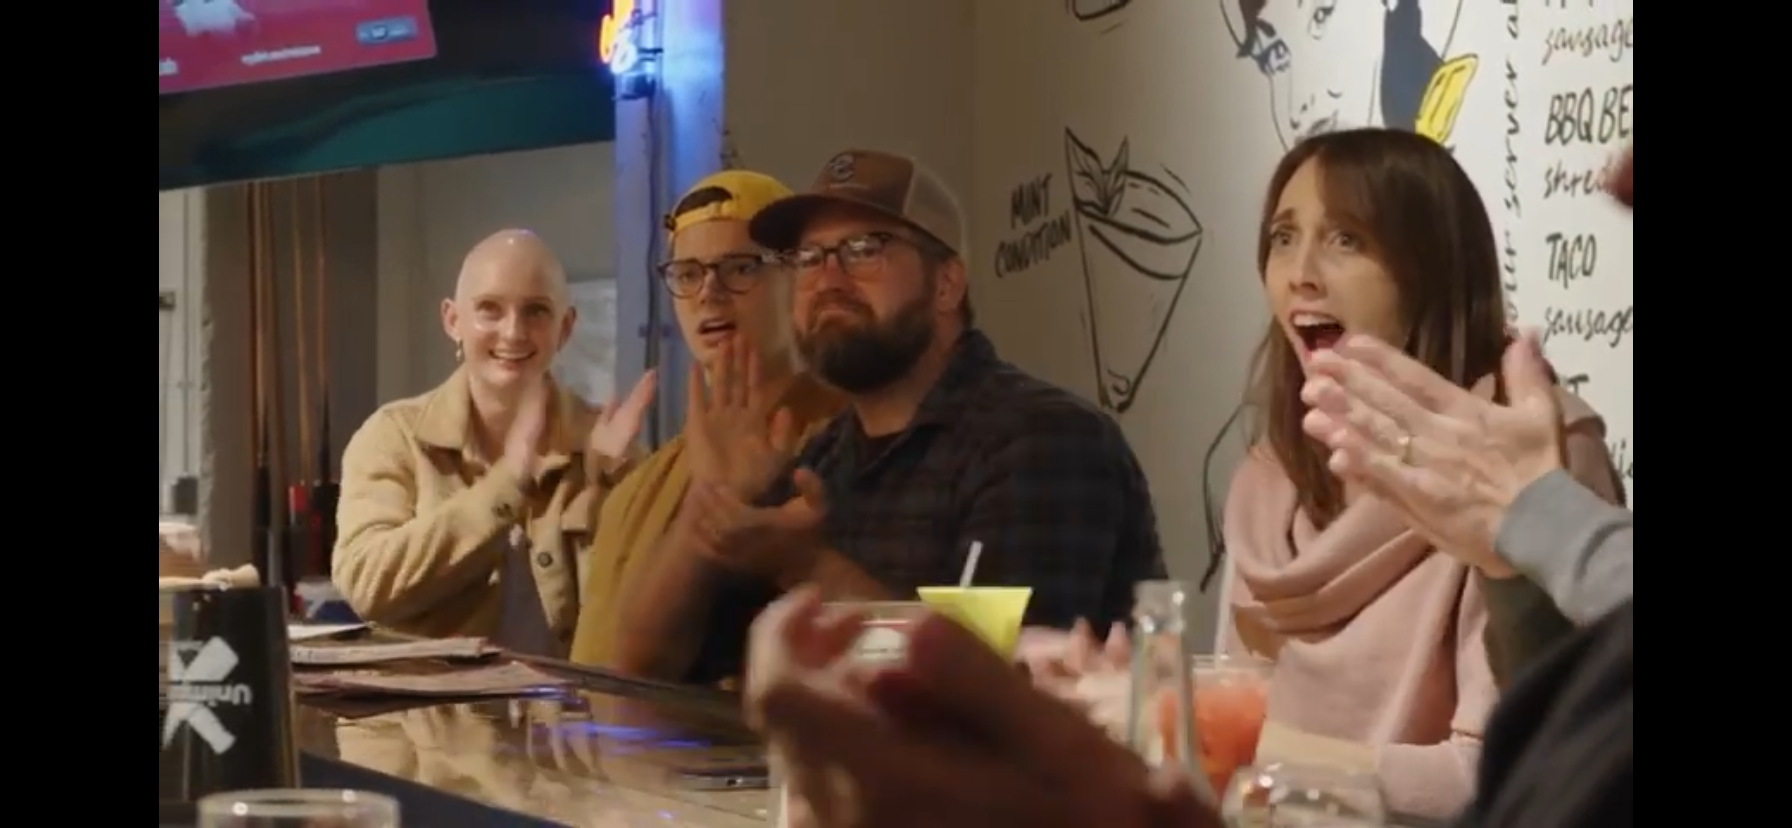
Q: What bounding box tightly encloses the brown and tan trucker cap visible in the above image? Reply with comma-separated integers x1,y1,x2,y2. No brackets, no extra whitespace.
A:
748,149,966,256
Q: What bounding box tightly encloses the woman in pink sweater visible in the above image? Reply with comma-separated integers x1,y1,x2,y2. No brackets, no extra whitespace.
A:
1216,128,1622,819
1022,128,1623,819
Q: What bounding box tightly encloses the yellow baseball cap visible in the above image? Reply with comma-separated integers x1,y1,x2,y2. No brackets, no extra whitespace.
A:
663,170,796,242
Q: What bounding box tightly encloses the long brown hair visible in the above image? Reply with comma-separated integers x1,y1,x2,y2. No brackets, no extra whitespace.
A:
1248,128,1508,526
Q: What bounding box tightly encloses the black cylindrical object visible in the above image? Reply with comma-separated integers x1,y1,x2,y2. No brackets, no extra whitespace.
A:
167,475,200,517
160,585,298,801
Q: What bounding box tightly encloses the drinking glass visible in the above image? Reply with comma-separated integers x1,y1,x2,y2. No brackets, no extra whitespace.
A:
768,601,931,827
198,789,400,828
829,600,930,665
1192,655,1273,797
1220,763,1388,827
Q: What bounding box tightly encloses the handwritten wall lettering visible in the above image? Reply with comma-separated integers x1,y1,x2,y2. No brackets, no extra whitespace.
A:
1543,83,1633,147
1527,0,1633,487
993,173,1074,278
1010,175,1052,227
1545,232,1597,287
1606,436,1634,484
994,214,1074,278
1542,303,1632,349
1542,17,1634,66
1541,157,1611,200
1499,0,1522,322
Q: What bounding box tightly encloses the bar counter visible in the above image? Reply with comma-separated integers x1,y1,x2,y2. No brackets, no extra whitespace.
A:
168,631,1440,827
294,649,772,827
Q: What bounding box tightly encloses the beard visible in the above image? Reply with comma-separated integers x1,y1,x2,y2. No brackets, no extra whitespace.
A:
797,288,935,395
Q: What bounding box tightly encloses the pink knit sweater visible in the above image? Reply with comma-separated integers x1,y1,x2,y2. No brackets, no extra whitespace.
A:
1219,391,1605,819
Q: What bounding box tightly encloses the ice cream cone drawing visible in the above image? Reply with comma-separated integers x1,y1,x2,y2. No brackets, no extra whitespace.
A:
1065,129,1204,413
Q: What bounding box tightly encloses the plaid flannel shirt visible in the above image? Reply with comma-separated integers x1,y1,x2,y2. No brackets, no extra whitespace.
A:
765,330,1166,629
685,330,1167,683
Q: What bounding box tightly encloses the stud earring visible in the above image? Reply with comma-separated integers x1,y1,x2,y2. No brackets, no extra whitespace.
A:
453,340,464,362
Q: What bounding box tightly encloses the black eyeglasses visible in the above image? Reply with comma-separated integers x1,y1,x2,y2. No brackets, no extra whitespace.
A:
787,232,929,280
655,252,780,299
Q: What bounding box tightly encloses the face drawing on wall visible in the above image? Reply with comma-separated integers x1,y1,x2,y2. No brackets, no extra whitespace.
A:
171,0,255,38
1221,0,1478,148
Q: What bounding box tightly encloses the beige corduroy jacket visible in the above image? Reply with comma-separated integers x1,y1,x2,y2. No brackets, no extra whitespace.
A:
331,369,634,648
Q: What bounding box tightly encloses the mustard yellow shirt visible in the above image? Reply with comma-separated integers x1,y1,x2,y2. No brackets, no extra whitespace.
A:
568,373,844,669
331,369,633,648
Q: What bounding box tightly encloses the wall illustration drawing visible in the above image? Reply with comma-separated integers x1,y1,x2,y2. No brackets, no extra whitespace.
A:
1221,0,1478,148
1065,129,1203,414
1067,0,1133,22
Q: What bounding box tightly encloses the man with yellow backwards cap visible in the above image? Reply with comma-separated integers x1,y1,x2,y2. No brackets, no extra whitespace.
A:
569,171,843,684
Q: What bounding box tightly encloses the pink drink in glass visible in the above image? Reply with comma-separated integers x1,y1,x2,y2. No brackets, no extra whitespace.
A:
1155,655,1272,795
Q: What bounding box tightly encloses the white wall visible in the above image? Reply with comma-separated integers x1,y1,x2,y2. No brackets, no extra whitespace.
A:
969,0,1636,643
724,0,974,206
375,142,620,406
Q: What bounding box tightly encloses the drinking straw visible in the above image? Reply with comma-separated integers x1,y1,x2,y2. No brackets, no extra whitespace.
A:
958,541,985,588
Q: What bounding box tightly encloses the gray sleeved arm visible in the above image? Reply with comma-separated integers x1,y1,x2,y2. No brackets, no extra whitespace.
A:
1494,470,1634,625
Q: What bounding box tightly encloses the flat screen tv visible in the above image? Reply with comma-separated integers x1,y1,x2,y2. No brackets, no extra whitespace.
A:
159,0,617,191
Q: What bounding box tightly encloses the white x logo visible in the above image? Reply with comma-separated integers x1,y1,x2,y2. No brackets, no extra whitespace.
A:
163,638,241,753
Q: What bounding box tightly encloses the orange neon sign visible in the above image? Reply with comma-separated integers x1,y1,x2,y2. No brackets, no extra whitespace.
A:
598,0,637,66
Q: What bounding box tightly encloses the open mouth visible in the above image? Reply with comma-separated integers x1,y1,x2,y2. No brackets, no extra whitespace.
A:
490,350,537,367
696,319,736,339
1291,312,1346,353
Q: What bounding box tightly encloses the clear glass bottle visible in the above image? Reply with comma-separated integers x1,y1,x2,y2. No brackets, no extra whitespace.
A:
1126,580,1214,800
767,748,790,828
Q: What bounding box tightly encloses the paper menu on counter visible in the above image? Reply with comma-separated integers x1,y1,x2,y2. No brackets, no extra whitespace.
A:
291,636,490,666
287,623,369,642
294,662,570,698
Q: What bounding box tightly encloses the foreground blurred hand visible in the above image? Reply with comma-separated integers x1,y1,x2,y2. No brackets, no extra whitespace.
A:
1018,621,1135,738
1018,619,1132,684
746,588,1219,828
1607,143,1632,208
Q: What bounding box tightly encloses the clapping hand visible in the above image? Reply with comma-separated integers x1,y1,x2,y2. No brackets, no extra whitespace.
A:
686,341,797,500
1019,619,1132,684
586,369,658,464
746,590,1219,828
1300,331,1565,576
683,468,829,582
1018,621,1134,740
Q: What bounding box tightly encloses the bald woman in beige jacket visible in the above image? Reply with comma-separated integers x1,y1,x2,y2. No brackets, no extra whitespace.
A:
332,230,655,657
